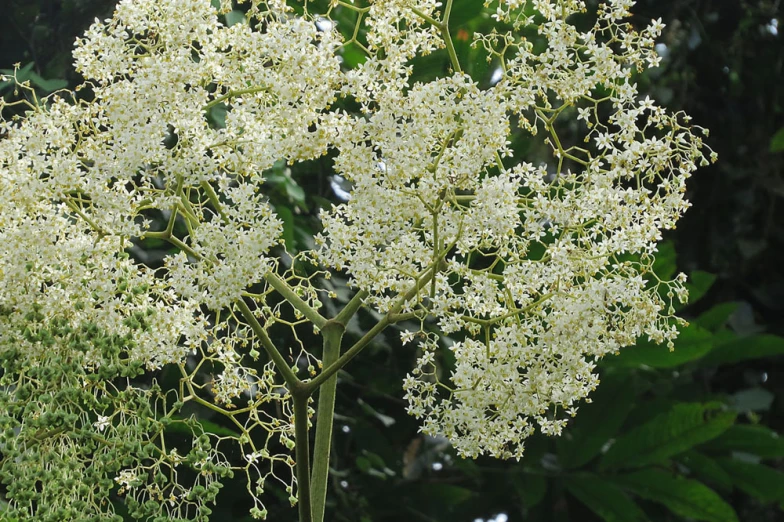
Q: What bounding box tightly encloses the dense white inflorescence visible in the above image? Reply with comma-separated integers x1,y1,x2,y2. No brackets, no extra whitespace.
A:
0,0,714,518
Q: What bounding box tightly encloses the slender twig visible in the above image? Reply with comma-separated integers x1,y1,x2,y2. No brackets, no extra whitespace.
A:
235,299,300,387
264,272,328,330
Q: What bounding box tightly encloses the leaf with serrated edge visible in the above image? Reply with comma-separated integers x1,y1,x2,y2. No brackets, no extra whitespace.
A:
617,469,738,522
675,451,733,492
716,458,784,503
599,403,736,470
701,425,784,458
557,372,637,468
564,474,649,522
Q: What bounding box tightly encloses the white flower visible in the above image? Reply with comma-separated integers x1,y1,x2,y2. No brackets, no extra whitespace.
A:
93,415,110,432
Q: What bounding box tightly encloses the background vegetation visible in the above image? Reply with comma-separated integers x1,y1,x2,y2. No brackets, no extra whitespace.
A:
1,1,783,521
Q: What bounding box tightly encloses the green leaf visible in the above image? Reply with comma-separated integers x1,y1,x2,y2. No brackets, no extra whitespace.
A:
701,334,784,365
716,458,784,503
510,471,547,508
564,474,649,522
675,451,733,492
356,455,372,473
26,72,67,93
449,0,485,28
357,398,395,427
225,10,246,26
700,425,784,458
275,205,296,252
418,483,473,505
694,302,739,331
607,324,712,369
652,241,677,280
770,127,784,152
206,102,228,129
341,44,367,68
166,417,240,438
362,450,388,470
284,180,306,206
0,62,34,78
617,469,738,522
0,63,66,94
557,372,637,468
694,302,740,332
685,271,717,306
599,403,736,470
729,387,774,413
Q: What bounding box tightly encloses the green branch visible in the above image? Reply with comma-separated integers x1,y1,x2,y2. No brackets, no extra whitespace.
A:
203,86,268,111
441,0,463,74
264,272,328,330
304,265,436,395
235,299,300,387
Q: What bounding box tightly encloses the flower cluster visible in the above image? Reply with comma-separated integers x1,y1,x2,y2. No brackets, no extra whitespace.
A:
0,0,714,518
314,0,713,458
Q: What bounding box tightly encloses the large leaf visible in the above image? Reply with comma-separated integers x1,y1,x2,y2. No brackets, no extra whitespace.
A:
716,458,784,503
510,471,547,508
564,474,648,522
729,387,774,413
416,483,473,505
26,71,67,93
617,469,738,522
607,324,712,369
685,270,717,306
694,302,739,331
700,334,784,365
599,403,736,470
557,372,637,468
275,205,297,252
700,425,784,458
652,241,677,280
0,62,66,93
675,451,733,492
224,10,246,26
449,0,486,28
770,126,784,152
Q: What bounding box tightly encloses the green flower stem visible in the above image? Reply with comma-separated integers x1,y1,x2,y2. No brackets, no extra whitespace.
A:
411,0,462,73
305,222,463,393
310,321,344,522
334,289,368,325
203,86,268,111
235,299,300,387
410,6,442,28
304,265,436,395
264,272,328,330
200,181,230,223
292,390,313,522
440,0,463,74
197,182,328,332
459,292,559,326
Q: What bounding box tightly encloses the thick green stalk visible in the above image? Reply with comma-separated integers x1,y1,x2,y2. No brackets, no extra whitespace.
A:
304,265,436,394
293,389,313,522
309,321,345,522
